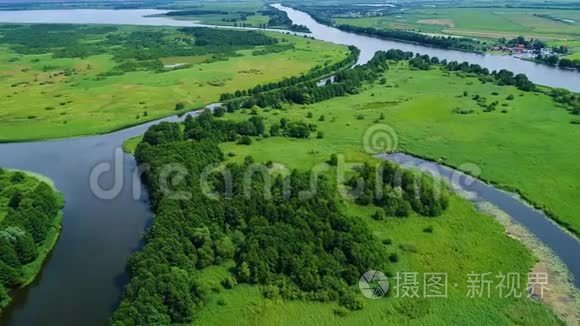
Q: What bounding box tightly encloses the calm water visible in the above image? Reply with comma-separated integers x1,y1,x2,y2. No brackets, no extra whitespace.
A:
273,4,580,92
0,107,211,325
0,5,578,325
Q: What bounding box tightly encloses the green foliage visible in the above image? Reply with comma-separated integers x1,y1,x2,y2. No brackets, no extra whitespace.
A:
114,115,389,324
348,162,449,218
237,136,253,145
0,170,61,309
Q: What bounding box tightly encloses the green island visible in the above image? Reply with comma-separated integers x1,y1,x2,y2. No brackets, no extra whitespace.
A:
0,24,349,141
0,168,63,311
116,51,578,324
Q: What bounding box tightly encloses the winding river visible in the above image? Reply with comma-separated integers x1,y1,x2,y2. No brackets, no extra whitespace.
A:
0,4,578,325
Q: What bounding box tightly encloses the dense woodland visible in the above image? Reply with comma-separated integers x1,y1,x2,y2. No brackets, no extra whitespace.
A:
0,25,282,76
112,105,454,323
0,169,62,310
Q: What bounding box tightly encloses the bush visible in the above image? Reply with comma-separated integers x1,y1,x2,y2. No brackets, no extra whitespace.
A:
388,253,399,263
237,136,252,145
316,131,324,139
382,238,393,246
372,210,385,221
328,154,338,166
261,285,280,299
213,107,225,117
175,102,185,111
339,293,363,311
221,276,237,289
423,226,434,233
333,306,349,317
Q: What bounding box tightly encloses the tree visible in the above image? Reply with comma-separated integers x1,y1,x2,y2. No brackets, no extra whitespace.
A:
285,122,310,139
237,262,251,282
0,261,20,288
213,107,225,117
328,154,338,166
175,102,185,111
14,232,38,264
8,192,22,209
269,123,281,136
237,136,252,145
0,284,9,306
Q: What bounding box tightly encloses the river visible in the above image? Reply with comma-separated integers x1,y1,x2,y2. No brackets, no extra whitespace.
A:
0,5,578,325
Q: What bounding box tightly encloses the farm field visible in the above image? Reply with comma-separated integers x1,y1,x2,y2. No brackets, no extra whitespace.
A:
0,25,349,141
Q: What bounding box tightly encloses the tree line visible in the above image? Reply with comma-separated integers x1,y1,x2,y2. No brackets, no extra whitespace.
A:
220,48,543,116
337,24,486,53
220,49,390,110
0,169,62,311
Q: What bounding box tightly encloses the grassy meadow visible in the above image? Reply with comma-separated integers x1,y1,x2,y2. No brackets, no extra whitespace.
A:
0,26,349,141
216,61,580,235
335,8,580,56
188,198,562,325
155,64,580,324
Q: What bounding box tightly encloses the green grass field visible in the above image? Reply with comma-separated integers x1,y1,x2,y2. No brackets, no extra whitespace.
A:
336,8,580,51
189,198,561,325
217,61,580,235
0,28,349,142
161,64,580,324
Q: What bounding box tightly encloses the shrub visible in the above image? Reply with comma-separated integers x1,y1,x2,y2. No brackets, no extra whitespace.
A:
175,102,185,111
237,136,252,145
213,107,225,117
316,131,324,139
261,285,280,299
339,293,363,311
333,307,349,317
372,210,385,221
382,238,393,246
221,276,237,289
423,226,434,233
388,253,399,263
328,154,338,166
